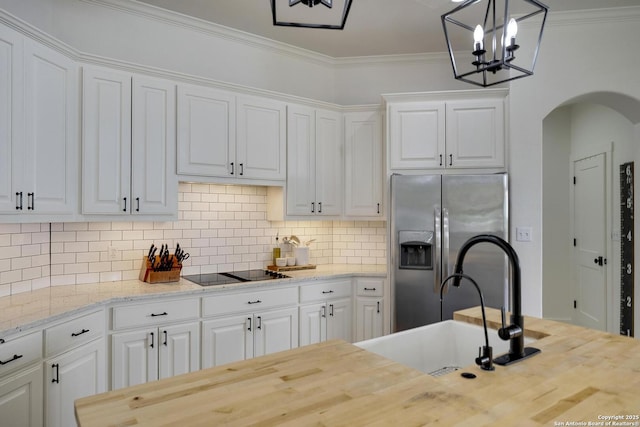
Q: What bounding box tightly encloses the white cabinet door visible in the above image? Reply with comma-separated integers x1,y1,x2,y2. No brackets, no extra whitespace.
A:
315,109,343,216
158,322,199,380
82,66,132,214
344,111,383,217
236,96,286,180
201,315,251,369
326,297,353,343
0,364,43,427
131,76,177,215
253,307,298,358
0,25,22,213
45,338,106,427
23,39,77,215
445,99,504,168
388,101,445,170
176,84,235,177
111,329,158,390
355,298,384,342
286,104,315,216
298,302,326,346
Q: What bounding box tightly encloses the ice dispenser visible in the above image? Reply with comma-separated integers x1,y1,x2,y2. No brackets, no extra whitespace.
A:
398,231,433,270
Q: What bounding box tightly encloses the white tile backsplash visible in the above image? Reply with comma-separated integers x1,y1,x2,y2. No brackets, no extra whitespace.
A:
1,184,387,295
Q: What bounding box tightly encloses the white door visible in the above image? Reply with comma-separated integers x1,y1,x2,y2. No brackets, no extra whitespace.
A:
158,322,199,380
23,39,78,215
286,105,315,215
298,303,326,346
573,153,607,330
201,315,251,369
0,364,43,427
355,298,383,342
45,339,105,427
82,66,132,214
236,96,286,180
326,298,353,343
131,76,176,215
315,109,343,216
253,308,298,358
176,84,235,177
111,329,158,389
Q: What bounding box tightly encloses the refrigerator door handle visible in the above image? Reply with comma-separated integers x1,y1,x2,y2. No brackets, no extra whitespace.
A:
442,207,450,282
434,206,442,293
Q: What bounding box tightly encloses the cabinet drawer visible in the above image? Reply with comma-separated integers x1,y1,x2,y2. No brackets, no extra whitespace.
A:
202,287,298,317
112,298,199,330
355,278,384,297
300,280,352,303
45,310,105,357
0,330,42,375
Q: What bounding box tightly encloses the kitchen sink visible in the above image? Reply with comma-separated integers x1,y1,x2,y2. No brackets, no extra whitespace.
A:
354,320,536,377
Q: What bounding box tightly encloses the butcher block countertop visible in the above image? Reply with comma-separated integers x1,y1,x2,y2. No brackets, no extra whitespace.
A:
75,307,640,427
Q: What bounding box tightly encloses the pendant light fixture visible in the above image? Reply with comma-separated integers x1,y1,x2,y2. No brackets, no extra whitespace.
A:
271,0,353,30
442,0,549,87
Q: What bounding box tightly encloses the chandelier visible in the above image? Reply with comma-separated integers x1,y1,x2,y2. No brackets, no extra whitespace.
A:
442,0,549,87
271,0,353,30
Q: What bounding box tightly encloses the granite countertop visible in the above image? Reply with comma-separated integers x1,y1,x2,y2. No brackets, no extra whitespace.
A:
0,264,386,336
75,307,640,426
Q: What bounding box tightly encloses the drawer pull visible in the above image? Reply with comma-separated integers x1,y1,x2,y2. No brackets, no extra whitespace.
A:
0,354,23,365
51,363,59,383
150,312,168,317
322,290,334,294
247,300,262,305
71,328,90,337
363,287,377,291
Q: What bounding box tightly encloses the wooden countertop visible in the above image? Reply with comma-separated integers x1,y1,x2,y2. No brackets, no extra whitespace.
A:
75,307,640,426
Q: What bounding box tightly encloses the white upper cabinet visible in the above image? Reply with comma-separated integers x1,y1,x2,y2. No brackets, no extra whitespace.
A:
286,104,343,216
0,26,78,217
82,66,177,216
177,84,286,182
386,90,507,171
344,110,383,217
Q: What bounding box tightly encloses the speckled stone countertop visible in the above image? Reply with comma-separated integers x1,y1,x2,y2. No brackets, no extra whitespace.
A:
0,264,386,336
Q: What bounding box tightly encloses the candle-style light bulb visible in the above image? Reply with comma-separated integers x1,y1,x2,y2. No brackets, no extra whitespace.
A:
506,18,518,46
473,24,484,51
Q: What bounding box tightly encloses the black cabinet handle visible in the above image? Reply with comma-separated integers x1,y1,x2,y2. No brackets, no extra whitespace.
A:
311,202,315,213
377,301,380,313
257,316,262,330
71,328,90,337
123,197,127,212
329,304,334,317
363,287,377,292
439,154,443,166
322,290,334,294
150,332,154,349
136,197,140,212
230,162,234,175
239,163,244,176
247,317,252,331
318,202,322,213
27,192,34,210
150,312,168,317
449,154,453,166
377,203,380,214
247,300,262,305
0,354,23,365
15,192,22,210
163,330,168,346
51,363,59,383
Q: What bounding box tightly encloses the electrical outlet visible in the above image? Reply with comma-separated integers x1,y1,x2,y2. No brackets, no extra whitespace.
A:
515,227,532,242
108,246,118,260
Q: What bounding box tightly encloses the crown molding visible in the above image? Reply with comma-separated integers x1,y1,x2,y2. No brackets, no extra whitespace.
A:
547,6,640,27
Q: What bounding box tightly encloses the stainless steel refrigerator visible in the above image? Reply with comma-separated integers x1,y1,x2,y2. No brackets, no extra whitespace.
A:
390,173,509,332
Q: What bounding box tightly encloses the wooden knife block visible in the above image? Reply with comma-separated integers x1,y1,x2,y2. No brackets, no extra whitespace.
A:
139,256,182,283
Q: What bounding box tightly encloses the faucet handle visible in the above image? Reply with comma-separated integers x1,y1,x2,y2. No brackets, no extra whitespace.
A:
498,306,523,340
500,306,507,329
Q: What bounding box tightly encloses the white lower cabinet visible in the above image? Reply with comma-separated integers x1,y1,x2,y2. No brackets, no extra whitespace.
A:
0,364,43,427
201,307,298,369
354,278,385,342
44,338,105,427
298,280,353,346
111,321,199,390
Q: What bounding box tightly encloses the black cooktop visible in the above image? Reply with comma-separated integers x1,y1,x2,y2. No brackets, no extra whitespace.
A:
183,269,290,287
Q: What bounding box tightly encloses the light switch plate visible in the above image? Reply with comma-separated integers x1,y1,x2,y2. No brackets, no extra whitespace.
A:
516,227,532,242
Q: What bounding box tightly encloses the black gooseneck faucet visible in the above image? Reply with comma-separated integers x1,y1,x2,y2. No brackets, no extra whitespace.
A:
452,234,541,365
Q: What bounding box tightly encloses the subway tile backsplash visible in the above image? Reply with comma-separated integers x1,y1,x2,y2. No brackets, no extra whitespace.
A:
0,184,387,296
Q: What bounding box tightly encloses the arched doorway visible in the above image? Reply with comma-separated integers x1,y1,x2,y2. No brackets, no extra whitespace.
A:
542,92,640,334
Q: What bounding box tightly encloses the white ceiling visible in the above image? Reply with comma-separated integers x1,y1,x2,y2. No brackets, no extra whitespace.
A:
134,0,640,57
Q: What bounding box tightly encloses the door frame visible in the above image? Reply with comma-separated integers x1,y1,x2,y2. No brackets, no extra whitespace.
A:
569,141,614,332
